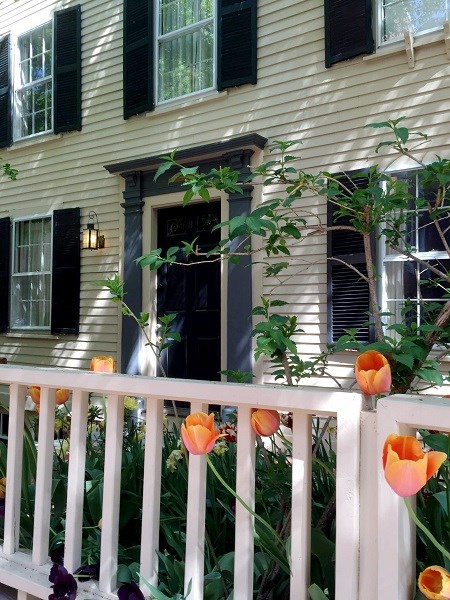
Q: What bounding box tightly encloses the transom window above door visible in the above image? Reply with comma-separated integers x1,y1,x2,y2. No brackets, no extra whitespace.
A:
157,0,215,104
379,0,449,43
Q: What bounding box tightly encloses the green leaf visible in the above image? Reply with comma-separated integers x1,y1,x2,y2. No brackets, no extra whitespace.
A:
154,160,173,181
281,223,301,239
308,584,329,600
116,564,132,584
392,353,415,370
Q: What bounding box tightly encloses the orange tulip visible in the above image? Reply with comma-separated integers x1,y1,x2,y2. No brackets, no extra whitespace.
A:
55,388,70,405
251,409,280,437
90,356,116,373
29,386,41,404
29,386,70,405
355,350,391,395
383,434,447,497
181,412,222,455
418,566,450,599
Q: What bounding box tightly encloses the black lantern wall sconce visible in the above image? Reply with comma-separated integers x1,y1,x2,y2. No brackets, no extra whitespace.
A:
82,211,105,250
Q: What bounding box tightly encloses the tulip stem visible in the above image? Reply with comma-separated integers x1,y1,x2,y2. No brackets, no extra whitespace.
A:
404,497,450,562
205,455,285,549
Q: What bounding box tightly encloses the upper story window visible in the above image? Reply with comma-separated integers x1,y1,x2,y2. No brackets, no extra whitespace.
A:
380,0,449,43
123,0,257,119
0,5,81,150
157,0,215,104
15,22,53,140
11,216,52,329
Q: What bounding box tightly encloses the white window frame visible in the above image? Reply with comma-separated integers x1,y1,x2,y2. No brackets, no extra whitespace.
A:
10,214,53,331
377,0,450,46
12,20,53,142
155,0,217,107
378,169,449,329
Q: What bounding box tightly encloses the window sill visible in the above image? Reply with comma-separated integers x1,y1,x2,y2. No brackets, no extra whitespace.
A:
363,30,446,63
6,132,62,151
146,90,228,118
4,331,64,340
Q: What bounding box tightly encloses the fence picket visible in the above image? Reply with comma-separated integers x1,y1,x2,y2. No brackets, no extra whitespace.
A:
233,405,256,600
139,396,164,594
335,402,361,600
290,411,312,600
3,384,26,555
184,401,208,599
64,389,89,574
99,394,124,594
32,387,56,565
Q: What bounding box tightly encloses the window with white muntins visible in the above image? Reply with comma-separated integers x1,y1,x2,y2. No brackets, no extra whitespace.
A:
380,170,450,328
14,22,53,140
156,0,215,104
379,0,450,44
11,216,52,330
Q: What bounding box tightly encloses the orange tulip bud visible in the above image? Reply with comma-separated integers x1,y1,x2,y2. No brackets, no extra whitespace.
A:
90,356,116,373
383,434,447,497
181,412,222,455
418,566,450,599
29,386,41,404
355,350,392,395
55,388,70,405
251,409,280,437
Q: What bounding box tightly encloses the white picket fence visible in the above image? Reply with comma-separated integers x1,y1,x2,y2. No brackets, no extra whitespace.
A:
0,364,447,600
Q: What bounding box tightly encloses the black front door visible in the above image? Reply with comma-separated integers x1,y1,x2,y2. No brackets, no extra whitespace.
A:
156,201,221,381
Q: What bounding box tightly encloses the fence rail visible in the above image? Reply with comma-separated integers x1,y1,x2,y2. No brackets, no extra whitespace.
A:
0,365,446,600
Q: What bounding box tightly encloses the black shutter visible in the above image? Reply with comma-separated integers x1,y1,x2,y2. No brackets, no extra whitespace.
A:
54,5,82,133
324,0,374,68
51,208,80,336
327,172,374,343
218,0,257,90
0,35,12,148
123,0,154,119
0,218,11,333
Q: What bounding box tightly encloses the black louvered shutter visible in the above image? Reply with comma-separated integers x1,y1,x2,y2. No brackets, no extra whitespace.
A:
0,36,11,148
324,0,374,68
327,172,374,343
218,0,257,90
123,0,154,118
54,5,82,133
51,208,80,336
0,218,11,333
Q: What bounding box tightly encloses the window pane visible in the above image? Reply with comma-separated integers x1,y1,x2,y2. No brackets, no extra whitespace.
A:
160,0,213,34
382,0,447,42
159,23,214,102
16,23,53,138
11,218,51,329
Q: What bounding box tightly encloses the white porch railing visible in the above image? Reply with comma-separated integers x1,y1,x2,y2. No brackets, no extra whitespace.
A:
0,364,446,600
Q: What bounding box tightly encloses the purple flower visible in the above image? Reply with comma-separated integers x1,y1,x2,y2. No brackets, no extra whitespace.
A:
117,581,145,600
50,545,65,566
48,563,77,600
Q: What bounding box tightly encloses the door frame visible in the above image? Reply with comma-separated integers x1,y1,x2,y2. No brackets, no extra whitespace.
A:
142,191,228,378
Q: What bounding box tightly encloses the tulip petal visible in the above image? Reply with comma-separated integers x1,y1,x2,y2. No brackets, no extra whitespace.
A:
355,350,391,395
181,423,220,455
185,412,214,430
383,434,424,468
384,455,427,496
419,566,450,600
251,409,280,436
425,451,447,482
372,363,392,394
